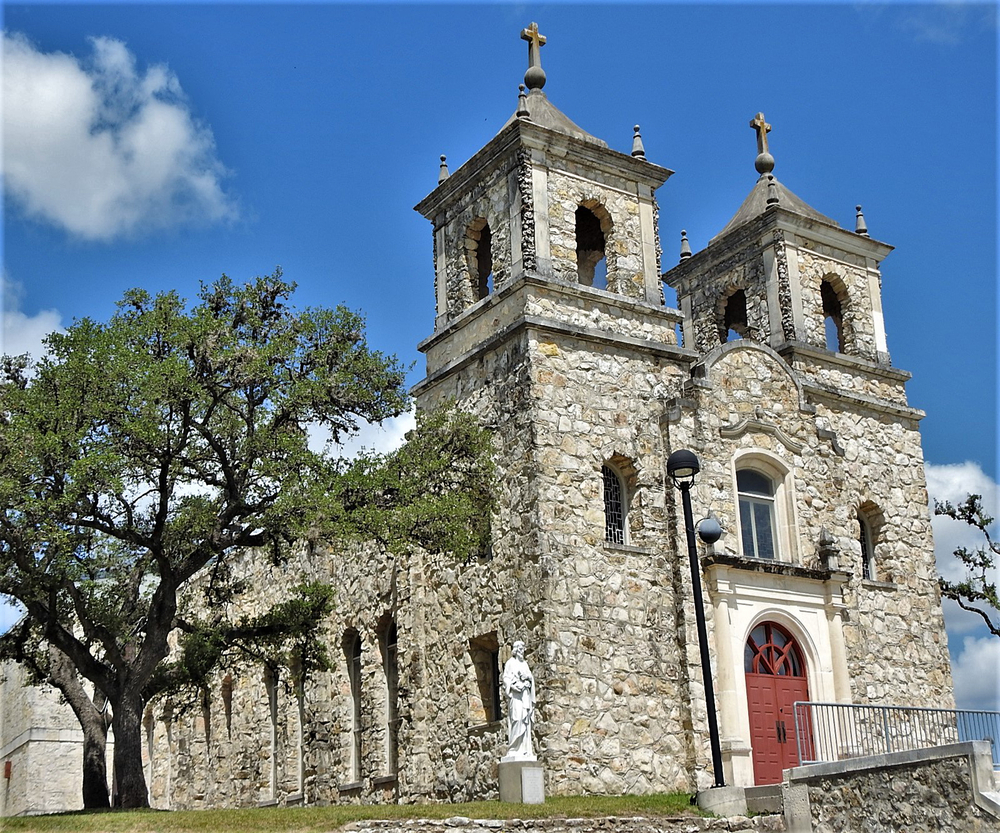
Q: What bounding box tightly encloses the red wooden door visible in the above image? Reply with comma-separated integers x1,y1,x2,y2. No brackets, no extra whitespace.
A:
745,622,809,785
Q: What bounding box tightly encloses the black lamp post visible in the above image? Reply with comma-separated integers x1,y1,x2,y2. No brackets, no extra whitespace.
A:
667,449,725,789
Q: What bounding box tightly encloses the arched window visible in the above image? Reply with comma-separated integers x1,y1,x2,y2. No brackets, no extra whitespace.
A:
467,218,493,299
344,631,362,782
379,619,399,775
221,674,233,737
602,464,627,545
576,204,608,288
821,279,845,352
857,502,882,580
263,666,278,800
737,469,777,560
722,289,750,342
744,622,805,677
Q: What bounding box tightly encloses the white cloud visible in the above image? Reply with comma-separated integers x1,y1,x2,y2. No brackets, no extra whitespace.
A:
1,275,65,359
307,408,417,459
926,461,999,585
926,462,1000,711
950,635,1000,711
2,32,236,241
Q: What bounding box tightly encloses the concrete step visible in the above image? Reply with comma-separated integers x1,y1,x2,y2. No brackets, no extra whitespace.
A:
745,784,783,814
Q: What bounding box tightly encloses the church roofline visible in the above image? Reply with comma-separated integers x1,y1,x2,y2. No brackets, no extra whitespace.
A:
414,116,672,221
662,204,893,288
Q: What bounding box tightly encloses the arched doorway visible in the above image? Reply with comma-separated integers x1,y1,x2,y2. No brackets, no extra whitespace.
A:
745,621,809,785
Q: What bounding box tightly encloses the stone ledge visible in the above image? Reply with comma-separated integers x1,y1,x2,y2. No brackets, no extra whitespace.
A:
785,739,991,782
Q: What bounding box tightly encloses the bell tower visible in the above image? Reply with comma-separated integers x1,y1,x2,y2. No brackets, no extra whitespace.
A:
664,113,894,366
414,22,673,363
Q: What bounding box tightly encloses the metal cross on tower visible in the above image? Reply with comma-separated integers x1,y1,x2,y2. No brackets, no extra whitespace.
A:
749,112,772,155
521,22,547,90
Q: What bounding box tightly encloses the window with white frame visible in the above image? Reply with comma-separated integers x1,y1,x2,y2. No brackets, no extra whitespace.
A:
737,468,777,560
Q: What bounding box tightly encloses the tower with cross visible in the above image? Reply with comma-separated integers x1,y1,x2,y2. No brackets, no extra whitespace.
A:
46,22,956,816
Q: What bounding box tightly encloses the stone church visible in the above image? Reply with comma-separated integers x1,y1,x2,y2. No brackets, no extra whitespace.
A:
1,24,953,814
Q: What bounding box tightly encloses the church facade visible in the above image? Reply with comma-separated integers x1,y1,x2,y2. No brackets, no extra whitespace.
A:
3,25,953,813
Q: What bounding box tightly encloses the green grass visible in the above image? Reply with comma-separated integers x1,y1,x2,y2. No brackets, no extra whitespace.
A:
3,793,704,832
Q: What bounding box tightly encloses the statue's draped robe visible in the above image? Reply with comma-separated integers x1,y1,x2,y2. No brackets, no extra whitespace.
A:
503,656,535,758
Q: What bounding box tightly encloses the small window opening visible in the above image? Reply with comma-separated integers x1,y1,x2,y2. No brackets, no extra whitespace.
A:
576,205,607,288
468,219,493,299
723,289,750,342
603,465,627,545
737,469,777,560
344,631,362,782
821,280,844,352
469,633,502,724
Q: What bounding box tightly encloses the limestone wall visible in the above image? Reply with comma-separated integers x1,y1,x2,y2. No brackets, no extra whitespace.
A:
784,742,998,833
347,815,785,833
0,661,92,816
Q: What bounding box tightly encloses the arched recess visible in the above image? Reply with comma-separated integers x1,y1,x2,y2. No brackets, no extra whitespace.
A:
601,453,638,546
820,273,852,354
466,217,494,300
576,200,613,289
718,287,753,343
743,619,811,785
856,500,885,581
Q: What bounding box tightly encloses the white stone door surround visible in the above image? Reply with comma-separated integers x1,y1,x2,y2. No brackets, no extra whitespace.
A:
705,558,852,787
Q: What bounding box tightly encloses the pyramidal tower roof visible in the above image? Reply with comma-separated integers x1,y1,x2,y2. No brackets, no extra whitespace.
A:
709,112,838,245
497,22,607,148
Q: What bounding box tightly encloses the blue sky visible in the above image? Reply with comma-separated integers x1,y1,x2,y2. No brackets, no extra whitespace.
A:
2,3,997,709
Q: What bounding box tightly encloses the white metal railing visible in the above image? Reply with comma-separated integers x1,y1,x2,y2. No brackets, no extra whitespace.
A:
794,701,1000,768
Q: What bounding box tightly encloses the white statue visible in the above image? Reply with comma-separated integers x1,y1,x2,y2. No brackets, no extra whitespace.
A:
502,640,536,760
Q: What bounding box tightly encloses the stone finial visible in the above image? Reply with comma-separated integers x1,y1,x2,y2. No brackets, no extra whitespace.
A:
818,526,840,571
680,229,692,260
438,155,450,184
631,125,646,159
516,84,530,119
750,111,775,175
521,22,547,90
766,174,779,206
855,204,869,237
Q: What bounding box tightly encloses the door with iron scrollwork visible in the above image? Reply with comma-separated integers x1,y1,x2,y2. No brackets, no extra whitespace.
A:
745,621,809,785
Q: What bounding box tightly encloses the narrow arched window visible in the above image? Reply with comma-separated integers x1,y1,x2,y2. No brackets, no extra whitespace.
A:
380,620,399,775
821,280,844,352
737,469,777,560
221,674,233,737
263,666,278,799
603,464,627,545
344,631,362,782
723,289,750,342
467,219,493,299
576,205,607,288
859,515,874,579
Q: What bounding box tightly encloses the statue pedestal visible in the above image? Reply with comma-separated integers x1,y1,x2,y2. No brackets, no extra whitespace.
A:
498,758,545,803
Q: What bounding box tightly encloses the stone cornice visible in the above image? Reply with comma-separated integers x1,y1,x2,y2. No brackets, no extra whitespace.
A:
777,341,911,383
415,120,671,222
412,309,697,397
417,272,684,354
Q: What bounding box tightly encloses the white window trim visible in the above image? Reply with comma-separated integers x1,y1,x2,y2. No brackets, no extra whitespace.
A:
731,450,800,564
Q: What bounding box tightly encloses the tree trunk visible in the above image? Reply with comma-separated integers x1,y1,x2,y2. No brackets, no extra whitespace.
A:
111,689,150,809
47,647,111,810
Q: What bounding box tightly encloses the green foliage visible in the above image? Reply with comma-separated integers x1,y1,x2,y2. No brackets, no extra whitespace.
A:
934,493,999,637
0,272,494,807
149,582,335,700
330,405,495,558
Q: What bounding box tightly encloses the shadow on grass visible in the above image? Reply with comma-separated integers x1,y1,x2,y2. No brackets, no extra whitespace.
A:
3,793,705,832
